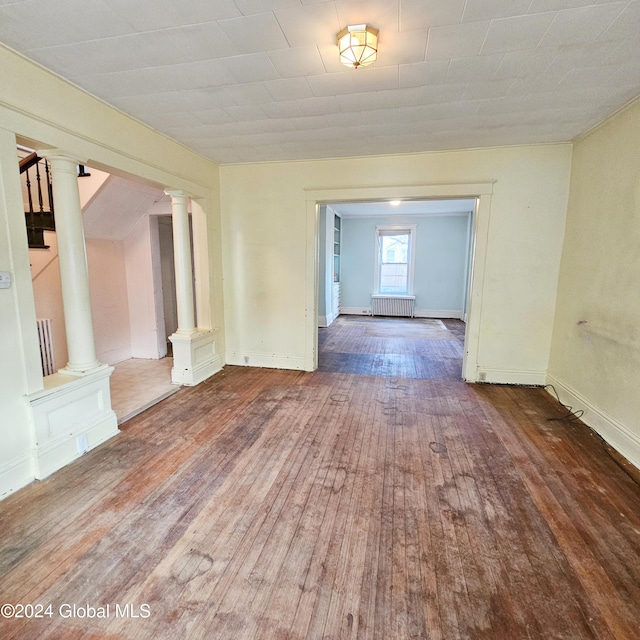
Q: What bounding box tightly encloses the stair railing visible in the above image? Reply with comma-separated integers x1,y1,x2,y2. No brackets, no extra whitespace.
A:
19,152,55,248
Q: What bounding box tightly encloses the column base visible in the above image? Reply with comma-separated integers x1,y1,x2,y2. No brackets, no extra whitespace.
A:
26,366,119,479
169,329,223,386
58,361,110,377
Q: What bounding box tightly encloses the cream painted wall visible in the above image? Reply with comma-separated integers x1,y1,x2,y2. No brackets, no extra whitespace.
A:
196,173,225,344
548,99,640,468
220,144,572,379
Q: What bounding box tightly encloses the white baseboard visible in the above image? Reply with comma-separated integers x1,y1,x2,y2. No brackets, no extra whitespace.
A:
318,310,339,328
101,347,133,366
34,412,119,480
0,451,34,500
546,374,640,471
340,307,372,315
173,354,223,386
226,352,307,370
339,307,464,320
475,368,547,386
415,308,464,320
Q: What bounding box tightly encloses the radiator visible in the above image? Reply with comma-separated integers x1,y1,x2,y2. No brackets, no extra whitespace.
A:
37,318,55,376
371,295,415,317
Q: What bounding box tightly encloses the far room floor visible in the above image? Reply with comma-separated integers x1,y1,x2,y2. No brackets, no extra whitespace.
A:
318,316,465,380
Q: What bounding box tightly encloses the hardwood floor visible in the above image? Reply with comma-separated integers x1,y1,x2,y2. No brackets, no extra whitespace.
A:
1,316,639,639
318,317,465,381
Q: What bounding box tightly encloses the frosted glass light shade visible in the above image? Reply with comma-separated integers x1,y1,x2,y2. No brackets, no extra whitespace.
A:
337,24,378,69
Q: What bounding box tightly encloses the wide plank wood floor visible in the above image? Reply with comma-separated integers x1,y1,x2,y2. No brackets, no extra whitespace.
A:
1,316,639,639
318,317,465,381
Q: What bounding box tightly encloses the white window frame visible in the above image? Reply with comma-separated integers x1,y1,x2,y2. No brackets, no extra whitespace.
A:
374,224,417,295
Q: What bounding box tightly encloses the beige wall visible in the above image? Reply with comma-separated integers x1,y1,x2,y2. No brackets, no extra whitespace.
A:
87,237,131,365
549,99,640,468
220,144,572,379
124,216,164,359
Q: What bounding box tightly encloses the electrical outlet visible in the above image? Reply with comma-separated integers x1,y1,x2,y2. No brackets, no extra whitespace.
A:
478,371,487,382
77,433,89,453
0,272,11,289
244,356,250,364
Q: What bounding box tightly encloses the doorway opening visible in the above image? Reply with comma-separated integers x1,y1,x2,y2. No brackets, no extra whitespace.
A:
308,184,491,382
316,198,475,381
20,147,184,423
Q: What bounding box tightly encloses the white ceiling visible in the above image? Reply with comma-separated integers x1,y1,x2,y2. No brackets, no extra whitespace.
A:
332,198,476,217
83,175,165,239
2,0,639,165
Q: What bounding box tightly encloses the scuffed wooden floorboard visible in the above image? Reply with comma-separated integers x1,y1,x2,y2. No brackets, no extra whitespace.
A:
1,319,639,639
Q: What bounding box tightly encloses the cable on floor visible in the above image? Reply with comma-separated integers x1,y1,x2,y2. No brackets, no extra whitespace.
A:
543,384,639,487
543,384,584,423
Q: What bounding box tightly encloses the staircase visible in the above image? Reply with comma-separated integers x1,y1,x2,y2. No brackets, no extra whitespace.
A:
19,151,55,249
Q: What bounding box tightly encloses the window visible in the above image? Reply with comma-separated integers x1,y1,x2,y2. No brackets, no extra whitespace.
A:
375,225,416,295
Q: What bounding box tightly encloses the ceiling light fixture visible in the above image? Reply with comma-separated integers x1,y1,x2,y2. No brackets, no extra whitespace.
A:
337,24,378,69
390,200,401,206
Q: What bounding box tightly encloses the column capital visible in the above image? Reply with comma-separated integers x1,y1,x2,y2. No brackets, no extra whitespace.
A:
165,189,189,202
37,149,87,166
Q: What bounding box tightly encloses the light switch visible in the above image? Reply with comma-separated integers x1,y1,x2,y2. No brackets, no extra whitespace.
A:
0,272,11,289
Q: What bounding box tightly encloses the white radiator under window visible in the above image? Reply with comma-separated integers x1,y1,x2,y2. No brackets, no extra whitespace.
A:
371,295,415,318
37,318,55,376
